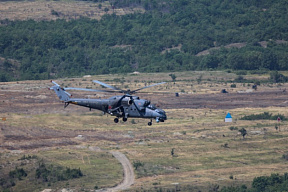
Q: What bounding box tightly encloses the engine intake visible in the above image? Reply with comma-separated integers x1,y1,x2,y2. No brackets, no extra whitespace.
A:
128,98,133,105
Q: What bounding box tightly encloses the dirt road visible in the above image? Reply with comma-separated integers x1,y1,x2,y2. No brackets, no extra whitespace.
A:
104,152,135,192
88,147,135,192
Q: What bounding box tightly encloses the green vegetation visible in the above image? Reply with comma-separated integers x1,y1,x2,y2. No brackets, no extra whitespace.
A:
18,154,38,160
220,173,288,192
1,0,288,81
9,167,27,180
270,71,288,83
240,112,285,121
36,161,83,182
0,149,122,192
169,73,177,82
133,160,144,170
239,128,247,139
135,173,288,191
229,126,238,131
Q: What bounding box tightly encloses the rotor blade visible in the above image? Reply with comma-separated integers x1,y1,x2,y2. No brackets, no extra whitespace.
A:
51,80,60,87
130,82,166,94
116,94,127,106
64,91,72,97
50,81,71,99
64,87,115,93
92,80,122,91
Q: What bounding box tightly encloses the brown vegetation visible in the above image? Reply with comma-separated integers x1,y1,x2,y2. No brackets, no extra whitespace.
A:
0,0,144,21
1,72,288,191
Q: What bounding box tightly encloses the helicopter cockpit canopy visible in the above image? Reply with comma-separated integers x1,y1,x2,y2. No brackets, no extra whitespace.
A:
144,100,151,107
147,104,157,110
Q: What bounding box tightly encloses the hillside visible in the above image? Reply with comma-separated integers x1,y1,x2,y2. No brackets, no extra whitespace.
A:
0,0,288,81
0,0,143,21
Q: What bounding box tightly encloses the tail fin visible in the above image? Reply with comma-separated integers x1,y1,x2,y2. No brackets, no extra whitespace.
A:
50,81,70,102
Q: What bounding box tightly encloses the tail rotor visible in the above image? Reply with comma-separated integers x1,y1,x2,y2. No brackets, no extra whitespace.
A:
50,80,71,102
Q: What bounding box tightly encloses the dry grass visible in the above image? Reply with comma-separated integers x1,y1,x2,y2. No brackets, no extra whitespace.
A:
0,147,122,191
1,71,288,191
0,0,144,21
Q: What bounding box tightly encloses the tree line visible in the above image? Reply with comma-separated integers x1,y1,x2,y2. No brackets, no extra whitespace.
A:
220,173,288,192
0,0,288,81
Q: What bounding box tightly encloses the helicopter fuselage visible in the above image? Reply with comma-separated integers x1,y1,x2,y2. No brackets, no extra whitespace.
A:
66,96,167,122
50,80,167,125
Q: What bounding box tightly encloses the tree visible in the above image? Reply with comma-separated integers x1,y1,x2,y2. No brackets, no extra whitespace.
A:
239,128,247,139
169,73,177,83
133,160,144,170
104,7,109,13
270,71,288,83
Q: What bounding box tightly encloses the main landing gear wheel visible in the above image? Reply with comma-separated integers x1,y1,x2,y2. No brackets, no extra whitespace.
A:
114,118,119,123
148,122,152,126
123,117,127,122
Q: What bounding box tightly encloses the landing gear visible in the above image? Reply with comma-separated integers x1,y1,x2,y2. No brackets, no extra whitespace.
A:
123,117,127,122
148,119,152,126
114,118,119,123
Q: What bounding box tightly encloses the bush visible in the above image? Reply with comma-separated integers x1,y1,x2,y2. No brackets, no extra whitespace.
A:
270,71,288,83
133,160,144,170
234,75,245,82
131,119,136,124
239,128,247,139
36,162,83,182
240,112,285,121
231,84,236,88
229,126,238,131
9,168,27,180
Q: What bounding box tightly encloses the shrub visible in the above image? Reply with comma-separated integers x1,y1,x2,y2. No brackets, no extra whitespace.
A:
35,162,83,182
131,119,136,124
239,128,247,139
133,161,144,170
231,84,236,88
240,112,285,121
9,168,27,180
229,126,238,131
270,71,288,83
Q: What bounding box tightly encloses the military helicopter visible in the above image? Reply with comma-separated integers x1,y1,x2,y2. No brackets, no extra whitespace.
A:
50,80,167,126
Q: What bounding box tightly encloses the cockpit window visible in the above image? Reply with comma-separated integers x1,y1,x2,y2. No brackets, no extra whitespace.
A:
144,100,151,106
147,104,156,110
157,110,165,115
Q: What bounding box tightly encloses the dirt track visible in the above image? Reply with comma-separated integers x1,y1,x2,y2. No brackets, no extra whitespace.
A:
1,81,288,191
88,147,135,192
163,90,288,109
102,151,135,192
1,84,288,150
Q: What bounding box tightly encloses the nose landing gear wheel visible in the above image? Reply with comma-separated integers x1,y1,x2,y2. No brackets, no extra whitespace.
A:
114,118,119,123
148,122,152,126
123,117,127,122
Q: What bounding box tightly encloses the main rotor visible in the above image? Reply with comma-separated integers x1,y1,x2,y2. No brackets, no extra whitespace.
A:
50,79,167,126
64,80,166,95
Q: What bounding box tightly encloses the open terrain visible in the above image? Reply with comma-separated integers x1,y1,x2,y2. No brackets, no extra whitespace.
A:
0,0,143,21
1,71,288,191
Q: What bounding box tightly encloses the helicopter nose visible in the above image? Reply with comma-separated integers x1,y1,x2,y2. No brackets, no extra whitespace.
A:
158,110,167,120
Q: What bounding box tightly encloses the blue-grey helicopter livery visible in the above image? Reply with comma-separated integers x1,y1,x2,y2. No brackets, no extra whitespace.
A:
50,80,167,126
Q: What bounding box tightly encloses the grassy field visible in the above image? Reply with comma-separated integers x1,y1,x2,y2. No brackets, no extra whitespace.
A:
1,71,288,191
0,146,123,191
0,0,144,21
